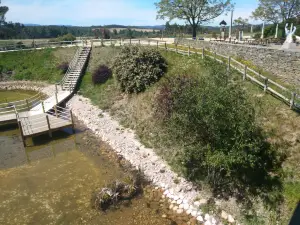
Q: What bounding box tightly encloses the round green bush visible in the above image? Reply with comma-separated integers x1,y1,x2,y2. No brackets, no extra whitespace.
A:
113,45,167,93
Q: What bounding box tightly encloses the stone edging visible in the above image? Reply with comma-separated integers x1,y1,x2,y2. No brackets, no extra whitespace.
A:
0,81,238,225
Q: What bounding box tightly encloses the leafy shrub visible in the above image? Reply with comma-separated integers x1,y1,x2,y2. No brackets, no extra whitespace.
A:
155,62,285,207
56,33,76,42
113,45,167,93
92,65,112,84
56,62,69,74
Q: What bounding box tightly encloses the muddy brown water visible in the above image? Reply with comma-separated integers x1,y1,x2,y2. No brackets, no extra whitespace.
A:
0,90,194,225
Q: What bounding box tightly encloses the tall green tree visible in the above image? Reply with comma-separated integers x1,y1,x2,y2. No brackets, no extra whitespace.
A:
155,0,232,38
252,0,300,23
0,0,9,26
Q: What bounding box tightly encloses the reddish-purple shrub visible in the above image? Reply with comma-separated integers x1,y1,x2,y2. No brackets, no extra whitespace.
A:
92,65,112,85
57,62,69,74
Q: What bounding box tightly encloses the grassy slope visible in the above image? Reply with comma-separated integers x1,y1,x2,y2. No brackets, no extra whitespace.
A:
79,46,300,224
0,47,76,83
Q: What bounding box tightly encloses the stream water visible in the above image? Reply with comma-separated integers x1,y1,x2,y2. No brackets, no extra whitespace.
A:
0,90,184,225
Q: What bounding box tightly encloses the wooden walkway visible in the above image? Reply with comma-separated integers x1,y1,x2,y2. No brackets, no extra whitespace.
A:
0,45,91,145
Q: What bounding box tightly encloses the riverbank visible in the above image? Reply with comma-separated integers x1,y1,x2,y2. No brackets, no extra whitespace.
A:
0,81,238,224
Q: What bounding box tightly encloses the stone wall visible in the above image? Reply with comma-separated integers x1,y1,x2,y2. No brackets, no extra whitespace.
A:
175,38,300,87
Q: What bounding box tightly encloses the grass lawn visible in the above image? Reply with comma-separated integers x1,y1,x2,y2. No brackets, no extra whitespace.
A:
0,47,76,83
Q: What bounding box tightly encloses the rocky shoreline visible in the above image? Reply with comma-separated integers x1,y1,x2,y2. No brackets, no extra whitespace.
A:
0,81,238,225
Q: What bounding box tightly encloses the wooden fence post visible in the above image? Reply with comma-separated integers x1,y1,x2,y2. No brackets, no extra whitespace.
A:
243,65,247,81
54,105,58,117
46,115,52,137
70,110,75,133
55,92,58,105
290,92,296,109
18,121,26,147
42,101,45,113
264,78,268,92
26,99,30,111
227,56,231,72
202,47,205,59
165,42,167,50
188,45,190,56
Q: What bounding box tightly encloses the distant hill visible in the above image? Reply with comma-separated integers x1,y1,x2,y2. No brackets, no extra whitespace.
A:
24,23,165,30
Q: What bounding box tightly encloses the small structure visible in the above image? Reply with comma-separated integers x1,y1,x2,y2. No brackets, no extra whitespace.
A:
281,23,297,50
219,20,227,40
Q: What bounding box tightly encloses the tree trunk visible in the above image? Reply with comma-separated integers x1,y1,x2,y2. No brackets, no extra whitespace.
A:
192,24,197,39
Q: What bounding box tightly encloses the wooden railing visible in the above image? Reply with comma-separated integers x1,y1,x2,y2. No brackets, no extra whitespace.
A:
158,44,300,110
0,92,44,116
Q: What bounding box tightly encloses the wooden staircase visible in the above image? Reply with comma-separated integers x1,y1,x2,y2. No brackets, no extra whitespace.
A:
61,46,91,92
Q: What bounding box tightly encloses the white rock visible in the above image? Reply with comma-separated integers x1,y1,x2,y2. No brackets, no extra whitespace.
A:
221,210,228,220
173,196,179,201
228,215,235,223
191,211,198,217
186,209,192,215
177,208,184,214
200,199,208,205
196,216,204,222
197,211,202,216
205,214,210,221
176,199,183,205
194,201,200,207
204,221,212,225
211,217,217,224
183,203,190,210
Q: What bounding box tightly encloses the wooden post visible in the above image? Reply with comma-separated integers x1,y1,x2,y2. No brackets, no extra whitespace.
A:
55,92,58,104
54,105,58,117
46,115,52,137
55,84,58,93
26,99,30,111
243,65,247,80
70,110,75,133
188,45,190,56
264,78,268,92
18,121,26,147
227,56,231,72
290,92,296,109
42,101,45,113
202,47,205,59
165,42,167,50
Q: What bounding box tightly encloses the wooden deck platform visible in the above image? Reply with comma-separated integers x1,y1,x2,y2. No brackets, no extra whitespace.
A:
19,113,73,137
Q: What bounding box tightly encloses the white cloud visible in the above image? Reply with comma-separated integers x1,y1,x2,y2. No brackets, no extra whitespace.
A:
3,0,165,26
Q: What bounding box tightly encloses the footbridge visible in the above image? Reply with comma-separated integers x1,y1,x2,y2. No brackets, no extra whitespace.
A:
0,45,91,146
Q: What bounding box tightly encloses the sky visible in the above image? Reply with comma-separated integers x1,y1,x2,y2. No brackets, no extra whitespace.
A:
3,0,260,26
